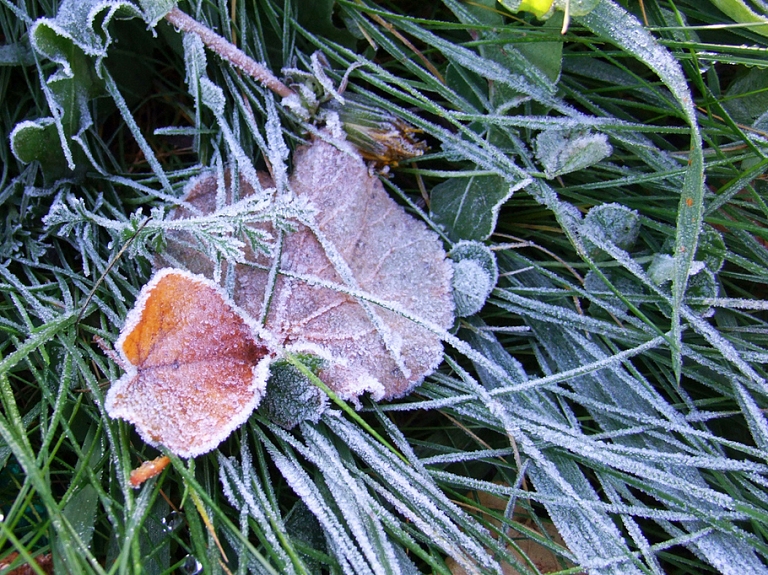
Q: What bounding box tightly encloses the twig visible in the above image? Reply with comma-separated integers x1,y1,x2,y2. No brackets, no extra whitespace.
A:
164,7,295,99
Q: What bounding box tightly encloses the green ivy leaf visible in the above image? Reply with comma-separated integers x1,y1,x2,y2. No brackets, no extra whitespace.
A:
445,63,488,114
19,0,147,176
9,119,69,182
517,13,564,85
431,175,512,241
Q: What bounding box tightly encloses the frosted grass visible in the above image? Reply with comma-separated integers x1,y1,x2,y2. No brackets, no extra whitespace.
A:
218,445,298,575
4,1,768,573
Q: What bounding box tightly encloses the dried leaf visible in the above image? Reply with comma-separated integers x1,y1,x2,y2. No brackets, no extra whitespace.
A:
0,552,54,575
446,489,577,575
161,137,454,401
105,269,272,458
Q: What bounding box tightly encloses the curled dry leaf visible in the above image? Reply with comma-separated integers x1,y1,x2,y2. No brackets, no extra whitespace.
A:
160,137,454,401
129,455,171,488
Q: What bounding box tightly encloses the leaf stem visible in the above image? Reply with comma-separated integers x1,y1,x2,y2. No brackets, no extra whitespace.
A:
164,7,295,99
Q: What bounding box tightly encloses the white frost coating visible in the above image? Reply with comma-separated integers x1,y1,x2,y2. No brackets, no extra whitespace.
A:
449,242,498,317
311,52,344,104
521,409,767,479
218,448,298,574
452,260,491,315
487,334,667,398
301,425,401,574
581,2,697,123
298,83,319,112
420,447,518,466
322,110,345,140
182,33,206,104
494,288,638,340
707,298,768,311
684,309,766,389
429,469,742,522
280,93,310,120
585,222,766,387
735,382,768,452
323,415,501,572
105,268,272,458
646,253,674,285
648,255,705,285
688,260,705,276
30,0,143,67
264,97,290,193
498,302,760,572
198,77,226,115
27,1,146,173
199,77,262,194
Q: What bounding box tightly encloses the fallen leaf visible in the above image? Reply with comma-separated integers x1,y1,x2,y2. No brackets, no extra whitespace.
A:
105,269,272,458
447,488,579,574
161,136,454,401
0,552,54,575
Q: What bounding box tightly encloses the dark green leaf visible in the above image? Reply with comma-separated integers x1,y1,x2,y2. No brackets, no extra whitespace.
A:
431,175,512,241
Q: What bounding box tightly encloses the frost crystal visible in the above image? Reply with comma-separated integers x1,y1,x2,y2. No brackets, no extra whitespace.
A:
161,136,454,400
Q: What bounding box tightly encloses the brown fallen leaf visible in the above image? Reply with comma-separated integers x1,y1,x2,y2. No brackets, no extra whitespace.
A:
447,488,579,575
0,552,54,575
161,135,454,401
104,269,272,458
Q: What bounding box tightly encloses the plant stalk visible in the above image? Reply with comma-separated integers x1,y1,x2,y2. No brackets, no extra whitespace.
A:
164,7,295,99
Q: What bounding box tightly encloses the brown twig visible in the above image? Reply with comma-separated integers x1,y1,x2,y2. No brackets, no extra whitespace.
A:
164,7,295,99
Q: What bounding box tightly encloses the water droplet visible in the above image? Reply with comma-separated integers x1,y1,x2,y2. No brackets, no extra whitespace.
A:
181,555,202,575
161,510,183,532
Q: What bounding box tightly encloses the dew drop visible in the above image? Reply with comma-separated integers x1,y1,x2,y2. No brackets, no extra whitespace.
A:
161,510,183,532
181,555,203,575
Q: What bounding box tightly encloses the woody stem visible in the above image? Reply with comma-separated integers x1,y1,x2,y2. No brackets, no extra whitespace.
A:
164,7,295,99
